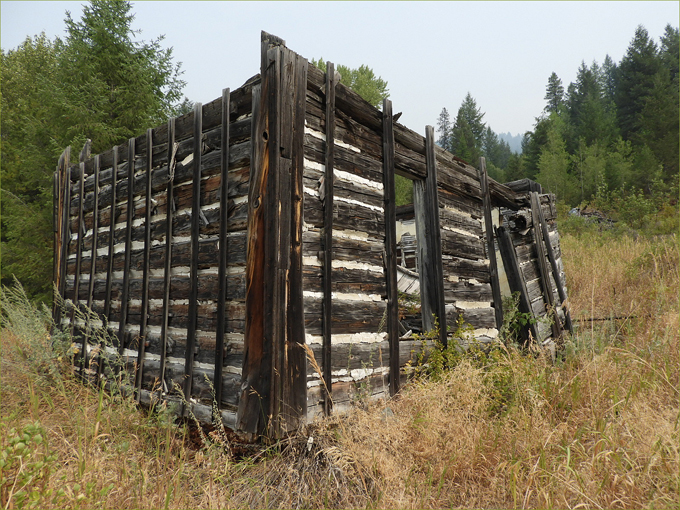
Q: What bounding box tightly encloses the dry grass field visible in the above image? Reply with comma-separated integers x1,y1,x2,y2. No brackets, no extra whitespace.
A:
1,232,678,509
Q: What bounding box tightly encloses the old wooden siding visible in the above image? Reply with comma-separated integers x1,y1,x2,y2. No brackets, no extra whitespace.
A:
502,193,570,343
60,79,258,424
302,64,392,418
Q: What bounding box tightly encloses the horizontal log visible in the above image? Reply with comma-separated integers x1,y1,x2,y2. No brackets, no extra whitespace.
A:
304,297,386,335
68,80,258,180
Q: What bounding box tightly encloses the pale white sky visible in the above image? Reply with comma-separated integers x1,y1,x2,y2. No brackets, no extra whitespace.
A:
2,1,678,137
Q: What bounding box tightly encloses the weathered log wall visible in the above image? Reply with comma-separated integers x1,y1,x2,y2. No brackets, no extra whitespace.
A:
57,78,258,426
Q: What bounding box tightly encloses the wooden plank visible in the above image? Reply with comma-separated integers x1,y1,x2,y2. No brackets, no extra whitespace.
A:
118,139,136,356
535,195,573,333
282,50,308,432
530,192,561,341
83,155,100,376
135,129,154,400
72,159,86,369
215,88,231,410
478,157,503,330
159,118,176,392
382,98,399,396
322,62,336,415
184,102,203,407
238,70,268,436
97,148,117,380
495,225,539,342
415,126,447,345
55,147,71,328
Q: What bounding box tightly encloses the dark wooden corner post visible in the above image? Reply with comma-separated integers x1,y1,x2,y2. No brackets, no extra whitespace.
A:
54,147,71,327
382,99,400,396
238,32,308,439
414,126,447,346
322,62,337,415
478,157,504,331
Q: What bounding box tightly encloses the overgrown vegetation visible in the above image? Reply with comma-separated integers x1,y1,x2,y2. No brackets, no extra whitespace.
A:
1,0,187,303
2,233,677,509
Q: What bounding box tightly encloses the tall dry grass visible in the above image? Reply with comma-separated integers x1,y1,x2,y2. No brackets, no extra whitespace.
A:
1,233,678,509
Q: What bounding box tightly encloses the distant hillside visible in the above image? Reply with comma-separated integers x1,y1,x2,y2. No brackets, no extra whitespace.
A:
498,132,523,154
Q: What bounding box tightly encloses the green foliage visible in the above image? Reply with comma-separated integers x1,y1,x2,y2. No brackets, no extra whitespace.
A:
0,0,186,304
499,292,536,346
0,421,64,509
312,58,389,109
395,174,413,206
544,71,565,114
535,115,580,205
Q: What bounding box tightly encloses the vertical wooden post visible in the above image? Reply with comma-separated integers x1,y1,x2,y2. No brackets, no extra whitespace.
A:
135,128,154,400
54,147,71,327
478,157,504,330
535,197,573,333
184,103,203,407
159,119,176,393
104,149,118,323
282,50,308,432
530,192,562,341
496,225,539,342
215,88,231,410
414,126,447,346
382,98,400,397
321,62,336,415
238,33,307,438
118,138,135,355
71,160,86,337
99,148,117,380
84,154,101,375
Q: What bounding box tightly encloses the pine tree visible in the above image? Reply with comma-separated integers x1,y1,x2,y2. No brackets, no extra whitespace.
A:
0,0,186,303
615,25,661,142
544,72,565,114
450,93,485,164
436,107,451,151
57,0,185,153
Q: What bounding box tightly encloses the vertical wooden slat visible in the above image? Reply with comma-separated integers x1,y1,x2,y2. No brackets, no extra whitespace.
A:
214,88,231,410
52,165,60,322
71,160,86,335
238,74,266,437
84,155,101,375
322,62,336,415
267,43,287,436
135,128,154,400
478,157,504,330
536,198,573,334
72,158,87,376
159,119,176,392
382,98,400,397
54,147,70,327
99,148,117,380
283,51,308,431
118,138,136,355
530,192,562,341
415,126,447,346
184,102,203,406
104,149,118,323
496,225,539,342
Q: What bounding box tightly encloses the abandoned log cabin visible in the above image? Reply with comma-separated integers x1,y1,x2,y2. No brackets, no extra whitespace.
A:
52,32,572,440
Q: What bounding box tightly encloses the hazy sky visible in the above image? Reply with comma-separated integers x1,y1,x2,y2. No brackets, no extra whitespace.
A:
2,1,678,137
